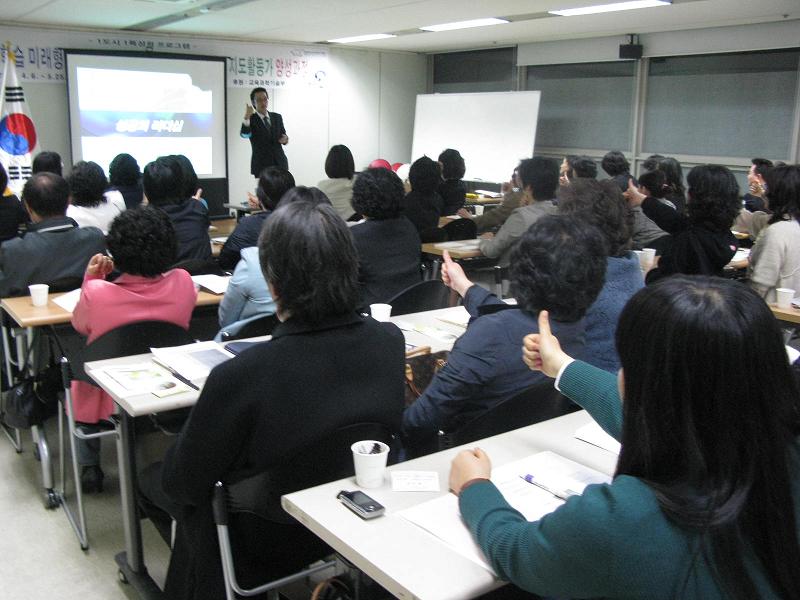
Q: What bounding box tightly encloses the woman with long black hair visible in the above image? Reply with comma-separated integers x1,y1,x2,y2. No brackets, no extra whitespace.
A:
450,275,800,599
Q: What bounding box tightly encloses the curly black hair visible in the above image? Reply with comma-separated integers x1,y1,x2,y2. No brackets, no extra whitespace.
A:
67,161,109,208
409,156,441,194
558,178,633,257
109,153,141,187
106,207,178,276
566,155,598,179
601,151,630,177
438,149,466,180
509,214,607,322
686,165,740,231
351,167,405,219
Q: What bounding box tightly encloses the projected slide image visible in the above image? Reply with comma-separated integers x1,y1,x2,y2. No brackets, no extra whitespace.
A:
75,66,215,175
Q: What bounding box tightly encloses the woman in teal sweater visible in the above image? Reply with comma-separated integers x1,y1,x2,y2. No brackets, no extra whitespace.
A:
450,276,800,599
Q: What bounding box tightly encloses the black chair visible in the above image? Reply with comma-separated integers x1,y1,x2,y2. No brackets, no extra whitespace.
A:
219,314,280,342
212,422,395,599
442,218,477,241
172,257,227,276
438,378,580,450
57,320,194,549
386,280,452,316
47,276,84,293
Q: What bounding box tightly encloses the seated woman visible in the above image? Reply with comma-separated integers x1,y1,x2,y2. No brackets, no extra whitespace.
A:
317,144,356,220
451,276,800,598
66,161,126,234
217,167,295,270
748,164,800,303
216,186,330,338
626,164,739,284
558,179,643,373
403,156,445,242
143,157,211,262
71,207,197,492
438,148,467,215
0,162,28,242
108,153,143,210
349,167,421,308
141,200,406,600
402,215,606,449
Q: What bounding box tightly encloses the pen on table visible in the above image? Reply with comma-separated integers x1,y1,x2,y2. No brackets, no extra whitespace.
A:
152,359,200,391
520,474,577,501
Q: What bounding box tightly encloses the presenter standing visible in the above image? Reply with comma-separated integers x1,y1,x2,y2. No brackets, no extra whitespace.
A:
240,87,289,176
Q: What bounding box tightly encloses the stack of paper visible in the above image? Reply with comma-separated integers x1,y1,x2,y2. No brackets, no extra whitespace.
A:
399,451,611,573
191,274,231,295
89,362,193,399
151,341,235,387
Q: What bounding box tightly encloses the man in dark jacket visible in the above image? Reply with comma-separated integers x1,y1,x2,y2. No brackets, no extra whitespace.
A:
0,172,106,297
240,87,289,176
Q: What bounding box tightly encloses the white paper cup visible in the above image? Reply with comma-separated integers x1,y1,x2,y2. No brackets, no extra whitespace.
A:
776,288,795,309
474,205,484,216
351,440,389,488
29,284,49,307
642,247,656,268
369,303,392,322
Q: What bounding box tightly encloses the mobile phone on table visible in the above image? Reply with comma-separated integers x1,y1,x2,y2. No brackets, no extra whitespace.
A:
337,490,385,520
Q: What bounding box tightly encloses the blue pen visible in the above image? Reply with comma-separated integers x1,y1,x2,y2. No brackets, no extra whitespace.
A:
520,474,577,501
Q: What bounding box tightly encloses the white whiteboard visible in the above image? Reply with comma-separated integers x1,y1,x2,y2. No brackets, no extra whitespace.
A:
411,91,540,184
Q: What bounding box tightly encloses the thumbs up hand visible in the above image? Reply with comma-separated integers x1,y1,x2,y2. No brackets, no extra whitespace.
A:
522,310,572,378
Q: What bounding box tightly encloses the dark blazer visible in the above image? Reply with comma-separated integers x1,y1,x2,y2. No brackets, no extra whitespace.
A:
0,216,106,297
351,217,421,308
438,179,467,216
159,200,212,262
217,210,271,270
0,193,28,243
641,196,737,284
402,286,586,438
403,189,444,242
240,111,288,176
159,313,405,599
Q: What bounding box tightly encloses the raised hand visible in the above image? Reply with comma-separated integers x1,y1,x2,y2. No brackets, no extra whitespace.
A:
624,178,646,207
244,103,255,120
442,250,473,298
86,253,114,278
522,310,571,378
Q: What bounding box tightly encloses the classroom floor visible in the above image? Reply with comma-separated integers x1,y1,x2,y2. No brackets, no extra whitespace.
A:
0,418,171,599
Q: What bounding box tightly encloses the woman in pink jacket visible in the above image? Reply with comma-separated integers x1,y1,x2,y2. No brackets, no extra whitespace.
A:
71,207,197,493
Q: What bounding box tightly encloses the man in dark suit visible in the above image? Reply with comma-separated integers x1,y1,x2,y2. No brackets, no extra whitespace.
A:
240,87,289,176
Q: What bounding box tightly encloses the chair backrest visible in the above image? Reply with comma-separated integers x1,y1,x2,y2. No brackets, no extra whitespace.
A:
172,257,227,276
47,276,84,294
442,218,477,241
439,378,580,449
222,422,394,524
219,314,280,341
386,280,451,316
69,320,194,385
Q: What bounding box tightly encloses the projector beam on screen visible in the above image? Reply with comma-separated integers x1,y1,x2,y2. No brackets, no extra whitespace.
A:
410,91,541,184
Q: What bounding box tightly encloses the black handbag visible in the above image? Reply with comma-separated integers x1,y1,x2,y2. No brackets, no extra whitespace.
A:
0,341,60,430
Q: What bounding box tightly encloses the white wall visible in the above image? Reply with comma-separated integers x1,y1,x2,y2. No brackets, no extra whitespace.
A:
517,20,800,65
0,25,426,213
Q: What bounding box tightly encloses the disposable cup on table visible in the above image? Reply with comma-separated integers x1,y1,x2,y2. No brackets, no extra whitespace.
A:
370,303,392,322
776,288,795,309
351,440,389,488
29,284,49,307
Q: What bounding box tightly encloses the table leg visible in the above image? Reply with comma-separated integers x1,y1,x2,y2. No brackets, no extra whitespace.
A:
115,411,164,598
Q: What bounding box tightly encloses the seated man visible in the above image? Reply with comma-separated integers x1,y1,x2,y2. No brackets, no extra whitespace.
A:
143,157,211,263
217,166,295,270
479,157,559,267
403,215,607,446
0,172,106,297
457,167,524,234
